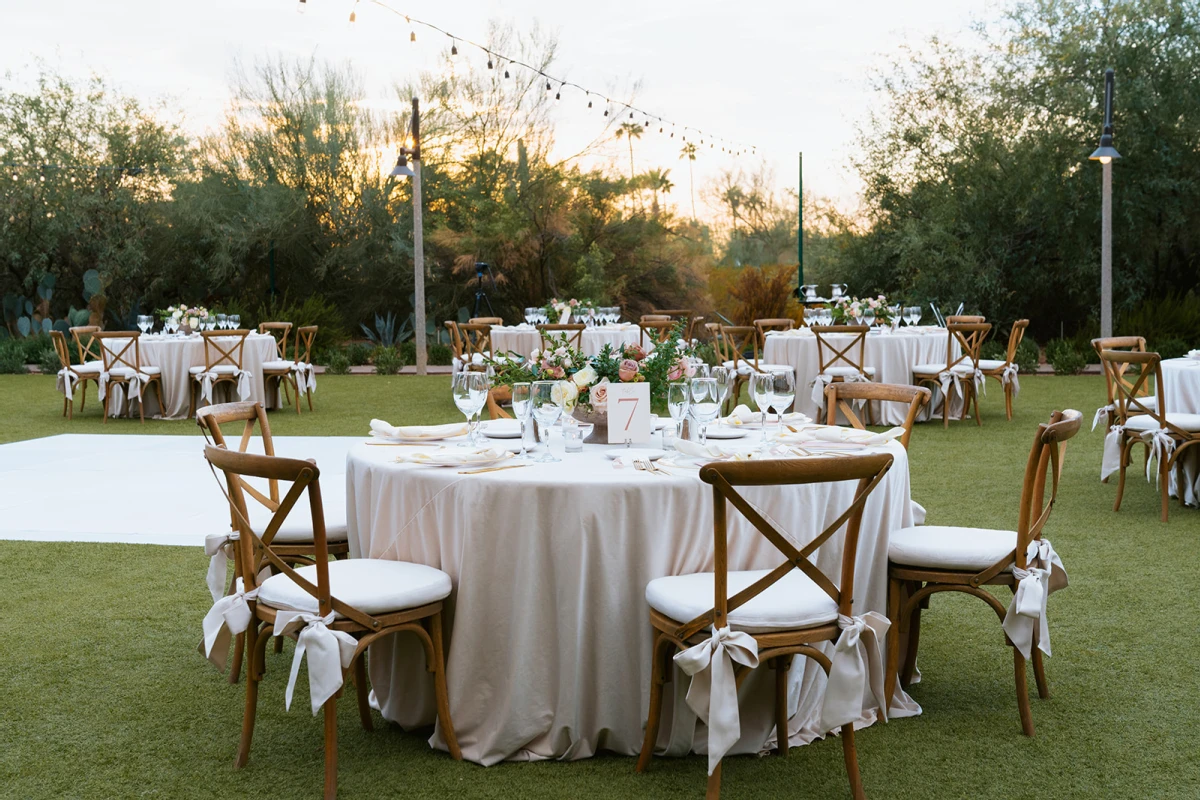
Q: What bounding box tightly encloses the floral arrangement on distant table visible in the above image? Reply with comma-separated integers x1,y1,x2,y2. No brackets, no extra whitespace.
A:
542,297,596,323
830,294,894,325
157,305,211,329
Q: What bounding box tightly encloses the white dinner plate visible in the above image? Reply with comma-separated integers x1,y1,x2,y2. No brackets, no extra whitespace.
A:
604,448,666,461
702,426,749,440
480,419,524,439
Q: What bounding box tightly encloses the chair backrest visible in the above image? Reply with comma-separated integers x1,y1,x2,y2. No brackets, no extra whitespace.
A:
946,322,991,371
201,329,250,370
70,325,102,364
719,325,767,372
197,401,279,507
49,330,73,372
538,324,585,350
639,319,677,348
469,317,503,325
668,454,894,641
1092,336,1151,405
1011,409,1082,571
295,326,317,365
93,331,145,372
258,322,293,361
651,308,692,321
812,325,868,374
1099,349,1169,429
704,322,722,350
1002,319,1030,364
456,322,493,363
823,382,931,449
204,443,379,630
640,314,672,322
687,315,704,343
946,315,986,324
754,318,795,347
444,321,463,362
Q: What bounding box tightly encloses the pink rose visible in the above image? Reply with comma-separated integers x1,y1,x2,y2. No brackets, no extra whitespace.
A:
618,359,640,382
569,299,579,307
623,343,647,361
591,378,610,410
548,366,566,379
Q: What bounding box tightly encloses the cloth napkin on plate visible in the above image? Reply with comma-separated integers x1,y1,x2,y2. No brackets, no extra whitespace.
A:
672,438,755,462
722,404,811,426
392,448,511,467
1186,349,1200,360
370,419,468,440
777,425,906,447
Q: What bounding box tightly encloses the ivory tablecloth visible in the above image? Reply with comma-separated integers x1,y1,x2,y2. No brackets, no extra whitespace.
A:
491,324,645,359
764,327,957,425
345,439,920,765
1160,356,1200,506
100,333,280,419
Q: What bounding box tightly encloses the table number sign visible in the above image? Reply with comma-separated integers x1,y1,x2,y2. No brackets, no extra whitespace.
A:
606,382,652,444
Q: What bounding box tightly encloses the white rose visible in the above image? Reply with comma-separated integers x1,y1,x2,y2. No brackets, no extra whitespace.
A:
572,365,598,387
530,348,541,361
550,380,578,412
554,346,567,357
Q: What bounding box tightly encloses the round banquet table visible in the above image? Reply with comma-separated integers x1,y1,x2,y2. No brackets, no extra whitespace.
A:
491,324,646,359
1159,356,1200,506
764,327,959,425
99,333,281,420
345,437,920,765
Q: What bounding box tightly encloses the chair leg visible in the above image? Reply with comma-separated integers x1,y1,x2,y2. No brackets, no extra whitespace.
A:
428,611,462,760
79,380,87,412
841,722,865,800
274,635,284,654
188,379,196,420
884,577,902,709
1114,441,1131,511
63,395,69,419
353,654,373,732
1160,456,1170,523
636,632,672,773
1032,647,1050,700
137,385,146,424
306,383,313,412
900,602,922,688
228,632,245,684
102,387,110,424
235,623,265,768
705,761,722,800
1005,383,1013,420
323,695,338,800
972,384,982,426
294,377,302,415
1013,647,1035,736
774,655,792,756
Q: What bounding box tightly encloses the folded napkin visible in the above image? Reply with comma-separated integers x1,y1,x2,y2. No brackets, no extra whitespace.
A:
1187,350,1200,360
672,438,755,462
777,425,906,447
392,448,511,467
370,419,468,440
513,323,535,330
722,404,811,426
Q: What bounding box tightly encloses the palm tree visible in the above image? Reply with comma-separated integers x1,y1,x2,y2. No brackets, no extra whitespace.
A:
644,168,674,215
614,122,643,179
679,142,698,220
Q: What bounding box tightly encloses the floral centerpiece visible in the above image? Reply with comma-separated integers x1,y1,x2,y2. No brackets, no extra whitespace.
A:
541,297,596,323
830,294,894,326
157,304,210,333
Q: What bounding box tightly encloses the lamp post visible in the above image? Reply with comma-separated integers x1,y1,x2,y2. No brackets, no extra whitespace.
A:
390,97,427,375
1089,69,1120,339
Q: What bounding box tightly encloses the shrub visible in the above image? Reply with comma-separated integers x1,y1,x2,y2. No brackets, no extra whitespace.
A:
0,340,27,373
344,342,373,366
1152,337,1190,360
692,341,718,367
727,265,801,326
1015,337,1040,373
325,350,351,375
1045,338,1085,375
1120,291,1200,346
247,293,350,361
428,343,453,366
372,345,403,375
398,340,415,364
980,340,1005,362
37,347,62,375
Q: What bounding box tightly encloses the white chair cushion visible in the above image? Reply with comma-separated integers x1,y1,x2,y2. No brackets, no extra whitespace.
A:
1124,413,1200,433
888,525,1016,571
1133,396,1158,411
646,568,838,633
262,359,295,371
977,359,1007,371
821,365,876,378
245,488,349,544
721,361,795,377
108,366,160,378
258,559,452,616
74,361,104,374
913,362,975,376
190,364,241,375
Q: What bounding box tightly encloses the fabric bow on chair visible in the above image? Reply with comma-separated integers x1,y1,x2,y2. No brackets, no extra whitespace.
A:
1001,363,1020,396
810,371,869,408
204,531,239,604
200,370,253,404
202,578,260,671
275,609,358,715
1092,403,1115,432
1100,424,1126,481
57,368,79,401
1142,428,1176,483
1002,539,1067,660
292,363,317,393
674,626,760,775
820,612,890,731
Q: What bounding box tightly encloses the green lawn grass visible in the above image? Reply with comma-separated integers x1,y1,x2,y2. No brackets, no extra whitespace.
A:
1,372,1198,798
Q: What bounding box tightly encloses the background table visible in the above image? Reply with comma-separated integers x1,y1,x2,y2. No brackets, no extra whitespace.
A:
102,333,281,419
764,327,957,424
1159,356,1200,506
346,438,919,765
491,324,646,359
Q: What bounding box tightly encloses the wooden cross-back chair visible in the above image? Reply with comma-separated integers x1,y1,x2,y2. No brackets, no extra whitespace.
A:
912,322,991,429
1102,350,1200,522
651,308,693,338
945,315,986,324
538,323,585,351
93,331,164,424
65,325,104,414
1091,336,1155,430
469,317,503,325
258,322,299,413
197,400,350,678
753,318,795,348
811,325,875,421
824,382,931,450
640,314,672,322
452,322,493,369
979,319,1029,420
258,322,293,361
292,325,318,413
637,453,895,799
885,409,1081,738
638,319,677,349
719,324,794,415
50,330,86,420
203,443,461,799
189,329,251,418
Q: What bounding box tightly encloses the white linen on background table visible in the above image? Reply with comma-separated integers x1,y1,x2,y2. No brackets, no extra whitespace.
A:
764,328,958,425
101,334,281,419
491,325,646,359
345,440,920,766
1160,357,1200,506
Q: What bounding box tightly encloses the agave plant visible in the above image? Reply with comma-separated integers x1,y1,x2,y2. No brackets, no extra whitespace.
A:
360,312,413,348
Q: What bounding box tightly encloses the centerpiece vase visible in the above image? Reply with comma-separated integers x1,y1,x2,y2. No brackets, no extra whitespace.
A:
571,405,607,439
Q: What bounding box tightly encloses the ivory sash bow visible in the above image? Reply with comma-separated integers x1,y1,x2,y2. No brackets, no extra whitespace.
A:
1001,363,1021,396
810,371,870,408
199,369,253,403
1001,539,1067,660
56,367,78,401
291,362,317,392
201,578,259,671
972,367,986,396
1100,425,1125,481
1143,428,1177,482
274,609,358,715
1092,404,1115,432
204,531,239,603
674,626,760,775
819,612,890,732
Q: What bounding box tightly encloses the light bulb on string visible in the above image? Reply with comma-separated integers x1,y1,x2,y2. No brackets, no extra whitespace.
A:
503,64,510,78
349,9,356,22
628,111,634,120
586,93,592,109
555,85,561,103
545,79,552,93
450,41,458,56
604,108,609,117
410,29,416,42
487,54,494,69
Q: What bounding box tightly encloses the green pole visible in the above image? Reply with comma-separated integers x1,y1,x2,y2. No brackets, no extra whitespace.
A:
797,152,804,291
268,238,277,299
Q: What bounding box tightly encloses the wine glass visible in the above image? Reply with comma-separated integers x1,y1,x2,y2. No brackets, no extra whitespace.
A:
532,380,563,462
511,382,533,460
469,370,489,443
453,372,485,447
692,361,711,379
689,377,721,445
216,313,227,330
864,308,876,328
769,370,796,442
712,366,732,413
229,314,240,330
667,382,690,448
750,372,775,450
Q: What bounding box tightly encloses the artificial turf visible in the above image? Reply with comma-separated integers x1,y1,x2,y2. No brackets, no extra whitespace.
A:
0,372,1197,798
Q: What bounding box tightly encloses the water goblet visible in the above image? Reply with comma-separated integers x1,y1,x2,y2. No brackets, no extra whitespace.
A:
511,382,533,460
750,371,775,450
864,308,876,328
769,370,796,442
532,380,563,462
712,366,732,412
453,371,487,447
229,314,241,330
689,377,721,445
667,382,690,449
216,313,227,330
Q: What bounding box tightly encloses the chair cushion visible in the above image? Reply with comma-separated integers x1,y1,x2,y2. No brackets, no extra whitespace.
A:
1124,413,1200,433
74,361,104,374
721,361,795,377
190,364,241,375
646,568,838,633
107,366,160,378
977,359,1007,371
821,365,876,378
245,490,349,544
262,359,295,371
889,525,1016,571
913,362,975,376
258,559,452,616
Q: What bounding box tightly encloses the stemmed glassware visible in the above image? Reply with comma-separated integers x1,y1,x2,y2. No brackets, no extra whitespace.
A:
163,317,177,335
511,382,533,460
524,308,537,325
667,382,690,449
689,377,721,445
712,366,732,413
750,371,775,450
863,307,876,328
532,380,563,462
452,371,489,446
228,314,241,330
216,313,227,330
769,370,796,442
136,315,151,334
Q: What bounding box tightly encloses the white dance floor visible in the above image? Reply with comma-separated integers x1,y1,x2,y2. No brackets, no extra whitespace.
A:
0,434,358,546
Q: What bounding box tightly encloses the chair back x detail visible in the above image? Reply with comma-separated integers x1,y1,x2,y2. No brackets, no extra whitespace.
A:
812,325,869,375
538,323,585,351
70,325,103,365
201,329,250,370
946,322,991,373
258,322,293,361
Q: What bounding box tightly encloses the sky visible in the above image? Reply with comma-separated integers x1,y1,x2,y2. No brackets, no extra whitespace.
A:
1,0,998,215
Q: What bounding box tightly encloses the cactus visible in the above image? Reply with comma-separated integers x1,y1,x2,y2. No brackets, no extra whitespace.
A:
82,269,103,301
36,274,55,303
16,317,30,337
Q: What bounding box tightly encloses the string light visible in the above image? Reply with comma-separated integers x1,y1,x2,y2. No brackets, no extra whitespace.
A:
487,54,493,69
450,40,458,56
504,67,510,78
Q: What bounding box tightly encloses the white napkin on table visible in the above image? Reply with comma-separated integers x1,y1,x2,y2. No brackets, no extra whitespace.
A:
392,448,511,467
722,404,811,426
777,425,906,447
671,438,757,462
370,419,468,440
1187,349,1200,360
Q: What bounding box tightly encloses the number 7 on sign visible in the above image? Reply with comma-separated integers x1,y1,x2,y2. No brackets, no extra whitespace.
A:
617,397,639,431
606,382,651,444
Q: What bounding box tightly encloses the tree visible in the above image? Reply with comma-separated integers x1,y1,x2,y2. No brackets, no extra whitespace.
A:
679,142,698,220
644,168,674,215
614,122,643,179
